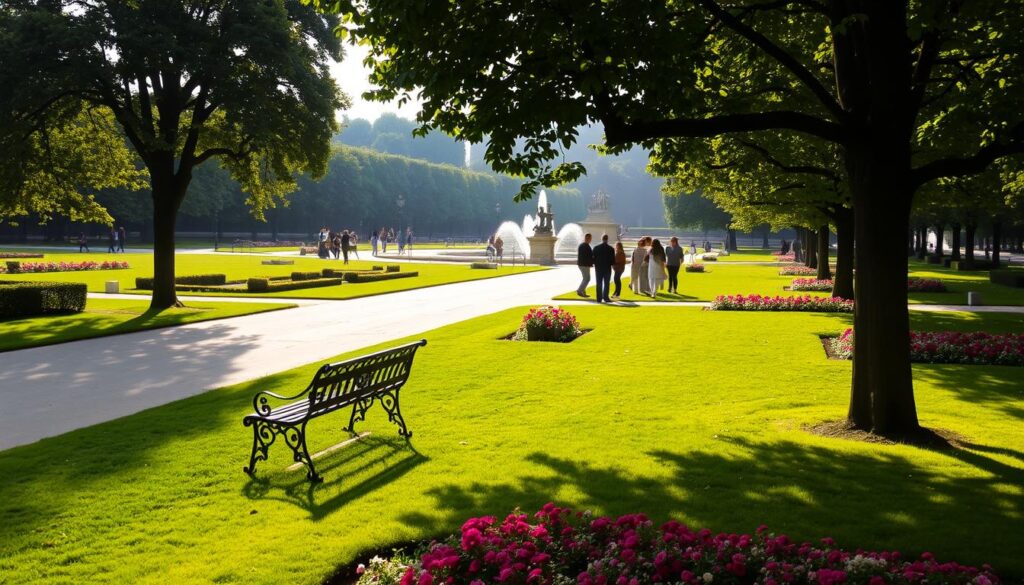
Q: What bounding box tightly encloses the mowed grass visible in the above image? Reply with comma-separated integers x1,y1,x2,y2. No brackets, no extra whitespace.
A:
0,251,546,300
714,246,782,262
554,264,832,302
555,261,1024,305
0,298,294,352
0,307,1020,584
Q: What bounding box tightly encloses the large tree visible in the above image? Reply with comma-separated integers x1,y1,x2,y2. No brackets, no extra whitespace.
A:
1,0,346,309
325,0,1024,436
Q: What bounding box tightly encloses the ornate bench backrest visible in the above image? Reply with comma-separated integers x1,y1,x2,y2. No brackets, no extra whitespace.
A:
306,339,427,415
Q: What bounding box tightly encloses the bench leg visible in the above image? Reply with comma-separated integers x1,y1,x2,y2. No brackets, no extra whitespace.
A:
284,423,322,483
243,419,277,477
345,396,374,435
380,389,412,440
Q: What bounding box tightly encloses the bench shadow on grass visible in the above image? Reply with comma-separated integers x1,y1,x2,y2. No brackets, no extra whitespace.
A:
242,435,428,521
396,436,1023,576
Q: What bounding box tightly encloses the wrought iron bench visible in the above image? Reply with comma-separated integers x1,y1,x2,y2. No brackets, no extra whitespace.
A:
242,339,427,482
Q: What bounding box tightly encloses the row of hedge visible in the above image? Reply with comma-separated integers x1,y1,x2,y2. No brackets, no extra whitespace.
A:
246,277,343,292
135,274,227,290
990,269,1024,287
0,281,87,319
343,271,418,283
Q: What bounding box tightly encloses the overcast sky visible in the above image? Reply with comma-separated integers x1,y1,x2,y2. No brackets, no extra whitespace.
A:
330,42,421,122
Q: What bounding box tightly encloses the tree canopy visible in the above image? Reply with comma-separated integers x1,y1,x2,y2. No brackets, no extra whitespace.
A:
1,0,347,307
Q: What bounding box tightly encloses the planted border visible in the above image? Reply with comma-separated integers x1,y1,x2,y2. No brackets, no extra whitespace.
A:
709,294,853,312
825,328,1024,366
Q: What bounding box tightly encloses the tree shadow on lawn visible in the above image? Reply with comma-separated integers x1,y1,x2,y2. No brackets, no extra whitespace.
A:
242,435,428,520
398,436,1023,577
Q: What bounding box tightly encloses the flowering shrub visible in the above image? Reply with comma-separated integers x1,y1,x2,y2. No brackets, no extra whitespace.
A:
685,264,706,273
513,306,582,342
392,504,1000,585
773,252,796,262
907,278,947,293
3,260,129,274
791,278,834,291
701,254,718,262
828,328,1024,366
778,265,818,276
709,294,853,312
357,554,416,585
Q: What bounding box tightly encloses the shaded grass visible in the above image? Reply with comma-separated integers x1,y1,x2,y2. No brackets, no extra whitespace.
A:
0,298,294,352
0,251,546,300
0,307,1020,583
906,260,1024,306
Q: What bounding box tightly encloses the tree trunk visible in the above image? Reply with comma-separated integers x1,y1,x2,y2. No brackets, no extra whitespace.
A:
149,174,187,311
727,228,738,251
964,223,976,267
933,224,943,258
950,223,961,261
992,221,1002,268
832,208,854,300
916,226,927,259
907,227,915,256
807,228,818,269
762,226,770,249
793,227,804,262
816,224,832,280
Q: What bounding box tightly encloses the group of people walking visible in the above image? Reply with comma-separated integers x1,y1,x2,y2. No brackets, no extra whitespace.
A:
84,227,127,253
577,234,688,301
371,227,413,256
316,227,358,263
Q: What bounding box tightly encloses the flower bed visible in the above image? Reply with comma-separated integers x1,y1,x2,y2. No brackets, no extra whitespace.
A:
778,265,818,276
2,260,129,274
700,253,718,261
773,252,796,262
356,504,1000,585
511,306,583,342
907,278,947,292
827,328,1024,366
791,278,834,291
709,294,853,312
684,263,706,273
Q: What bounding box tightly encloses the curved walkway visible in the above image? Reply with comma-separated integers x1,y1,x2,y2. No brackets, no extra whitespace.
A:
2,265,1021,450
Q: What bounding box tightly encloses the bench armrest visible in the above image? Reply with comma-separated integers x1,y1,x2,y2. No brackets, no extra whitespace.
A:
251,388,310,416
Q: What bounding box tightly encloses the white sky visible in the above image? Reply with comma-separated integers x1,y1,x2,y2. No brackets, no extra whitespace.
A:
330,42,421,122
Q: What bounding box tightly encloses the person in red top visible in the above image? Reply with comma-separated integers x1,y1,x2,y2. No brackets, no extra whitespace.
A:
612,241,627,299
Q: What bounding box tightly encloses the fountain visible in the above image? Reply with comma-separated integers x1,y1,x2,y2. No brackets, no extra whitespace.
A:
554,223,584,258
579,189,620,242
495,221,530,260
525,190,559,265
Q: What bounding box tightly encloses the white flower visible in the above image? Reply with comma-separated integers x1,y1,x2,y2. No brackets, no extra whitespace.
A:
703,573,713,583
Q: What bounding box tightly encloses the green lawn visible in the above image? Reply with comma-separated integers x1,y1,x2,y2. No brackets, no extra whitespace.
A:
0,251,546,300
554,264,832,302
715,246,783,262
0,298,295,352
555,262,1024,305
1,306,1020,583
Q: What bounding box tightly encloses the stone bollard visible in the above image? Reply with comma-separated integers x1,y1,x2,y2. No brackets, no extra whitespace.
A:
105,280,120,294
967,291,982,306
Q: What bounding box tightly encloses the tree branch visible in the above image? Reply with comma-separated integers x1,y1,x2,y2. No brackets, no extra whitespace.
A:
736,139,840,179
911,125,1024,188
698,0,844,120
602,111,843,147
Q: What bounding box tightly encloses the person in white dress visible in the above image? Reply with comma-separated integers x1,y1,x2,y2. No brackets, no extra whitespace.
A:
630,238,648,294
647,238,667,298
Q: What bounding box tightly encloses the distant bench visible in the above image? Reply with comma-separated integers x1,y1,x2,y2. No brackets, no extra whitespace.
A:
242,339,427,482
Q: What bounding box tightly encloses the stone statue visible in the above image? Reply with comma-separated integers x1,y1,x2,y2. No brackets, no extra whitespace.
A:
534,205,554,235
589,190,610,213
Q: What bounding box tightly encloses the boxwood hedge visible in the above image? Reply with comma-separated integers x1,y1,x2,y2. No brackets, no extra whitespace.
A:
0,281,87,319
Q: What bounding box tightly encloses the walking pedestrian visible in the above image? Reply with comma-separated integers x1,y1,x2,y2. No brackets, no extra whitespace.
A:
592,234,615,303
648,239,667,298
117,226,126,252
78,232,90,253
107,228,117,253
630,237,648,294
612,241,627,299
665,236,683,294
341,230,351,264
576,233,594,297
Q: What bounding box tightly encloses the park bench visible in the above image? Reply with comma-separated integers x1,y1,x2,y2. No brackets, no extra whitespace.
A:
242,339,427,482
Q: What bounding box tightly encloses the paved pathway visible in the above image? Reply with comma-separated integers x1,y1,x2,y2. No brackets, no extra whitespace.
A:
3,264,1022,450
0,267,574,450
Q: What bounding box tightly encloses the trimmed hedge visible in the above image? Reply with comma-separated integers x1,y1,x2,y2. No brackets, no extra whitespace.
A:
0,253,43,259
990,269,1024,288
246,277,342,292
0,281,87,319
291,271,322,281
343,271,418,283
386,264,401,272
371,265,384,271
136,274,226,289
950,259,994,271
470,262,498,269
926,254,943,264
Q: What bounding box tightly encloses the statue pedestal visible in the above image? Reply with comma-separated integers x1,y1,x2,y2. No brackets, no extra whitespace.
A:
579,221,620,241
527,234,557,265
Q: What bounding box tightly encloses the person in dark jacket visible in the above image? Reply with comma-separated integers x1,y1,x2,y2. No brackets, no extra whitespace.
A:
576,233,594,297
592,234,616,303
341,230,351,264
117,226,126,252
